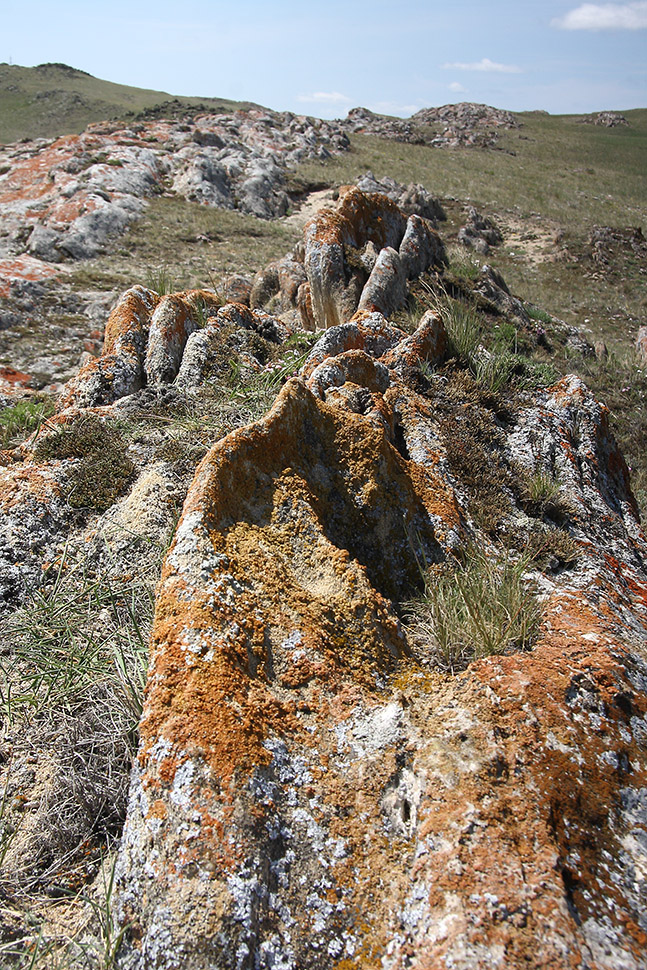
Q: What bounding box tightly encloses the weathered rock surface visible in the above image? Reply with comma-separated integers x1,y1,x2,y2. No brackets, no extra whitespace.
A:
0,108,350,278
355,171,446,224
473,264,531,328
3,177,647,970
304,188,445,329
112,310,647,968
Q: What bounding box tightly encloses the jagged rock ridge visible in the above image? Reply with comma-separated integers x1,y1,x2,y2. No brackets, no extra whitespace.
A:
1,187,646,970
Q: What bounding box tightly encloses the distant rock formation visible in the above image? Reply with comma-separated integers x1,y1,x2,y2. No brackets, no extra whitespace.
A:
582,111,629,128
340,102,520,149
0,108,350,270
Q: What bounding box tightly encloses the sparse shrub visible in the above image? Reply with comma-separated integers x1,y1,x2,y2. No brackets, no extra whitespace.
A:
405,546,543,672
33,414,134,511
526,527,580,570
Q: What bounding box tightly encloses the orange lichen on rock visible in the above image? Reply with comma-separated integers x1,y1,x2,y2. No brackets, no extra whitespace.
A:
0,255,63,298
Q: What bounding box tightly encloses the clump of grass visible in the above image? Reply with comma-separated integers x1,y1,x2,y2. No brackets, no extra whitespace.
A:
0,396,55,448
224,345,312,423
33,415,134,512
473,351,515,393
189,292,222,328
447,245,481,281
428,289,481,364
405,546,543,672
0,545,156,963
526,527,580,571
518,467,577,522
525,303,553,325
144,265,175,295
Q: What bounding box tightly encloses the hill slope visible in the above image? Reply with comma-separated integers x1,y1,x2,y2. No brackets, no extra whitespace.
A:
0,62,259,144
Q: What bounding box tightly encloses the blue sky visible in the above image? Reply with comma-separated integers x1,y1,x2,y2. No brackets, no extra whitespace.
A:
3,1,646,116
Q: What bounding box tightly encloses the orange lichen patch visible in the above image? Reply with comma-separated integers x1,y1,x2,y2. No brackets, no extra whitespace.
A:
103,285,159,354
306,186,405,252
0,462,63,511
396,617,647,966
45,193,102,227
382,311,448,371
137,378,442,785
0,366,33,392
0,255,63,297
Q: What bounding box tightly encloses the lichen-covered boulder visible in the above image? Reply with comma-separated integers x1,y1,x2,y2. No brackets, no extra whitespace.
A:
304,187,407,329
301,311,405,378
115,377,445,968
59,285,159,408
114,325,647,968
144,290,222,386
398,213,446,279
474,264,530,328
381,310,448,375
357,246,407,317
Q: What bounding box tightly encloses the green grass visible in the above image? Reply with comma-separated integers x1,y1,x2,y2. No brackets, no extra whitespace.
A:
0,396,55,448
0,62,259,144
296,110,647,228
405,546,542,672
0,540,159,966
69,196,301,296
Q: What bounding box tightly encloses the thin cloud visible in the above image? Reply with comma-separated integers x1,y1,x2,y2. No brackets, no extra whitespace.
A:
442,57,522,74
552,2,647,29
448,81,467,92
368,100,422,116
297,91,352,105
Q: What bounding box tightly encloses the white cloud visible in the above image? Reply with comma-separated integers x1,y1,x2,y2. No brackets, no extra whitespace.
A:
297,91,352,105
441,57,522,74
368,100,422,116
552,2,647,29
448,81,467,92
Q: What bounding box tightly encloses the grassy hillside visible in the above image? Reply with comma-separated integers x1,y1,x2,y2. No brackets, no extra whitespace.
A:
0,62,259,144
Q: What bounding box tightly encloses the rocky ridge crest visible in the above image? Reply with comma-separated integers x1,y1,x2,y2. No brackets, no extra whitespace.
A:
1,177,646,969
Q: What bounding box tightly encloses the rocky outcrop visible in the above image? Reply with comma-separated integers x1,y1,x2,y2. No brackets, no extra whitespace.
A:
0,108,350,276
355,171,446,225
458,206,503,254
473,264,530,328
581,111,629,128
304,188,445,329
112,300,647,969
590,226,647,265
413,102,520,148
60,289,287,408
339,103,520,150
3,176,647,970
341,106,425,143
